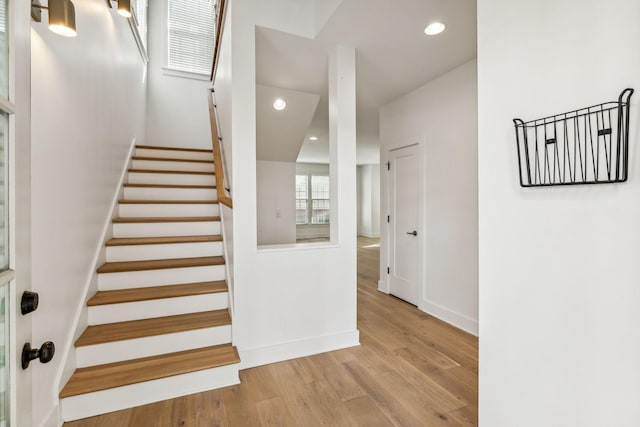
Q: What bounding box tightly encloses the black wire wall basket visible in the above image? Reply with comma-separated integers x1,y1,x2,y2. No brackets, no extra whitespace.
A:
513,88,634,187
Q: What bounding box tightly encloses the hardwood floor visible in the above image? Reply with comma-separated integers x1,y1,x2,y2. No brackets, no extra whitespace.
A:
65,236,478,427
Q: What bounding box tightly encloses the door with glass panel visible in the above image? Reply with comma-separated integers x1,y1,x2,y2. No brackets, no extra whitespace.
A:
2,0,31,424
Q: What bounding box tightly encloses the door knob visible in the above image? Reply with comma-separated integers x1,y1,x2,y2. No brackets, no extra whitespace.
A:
21,341,55,369
406,231,417,236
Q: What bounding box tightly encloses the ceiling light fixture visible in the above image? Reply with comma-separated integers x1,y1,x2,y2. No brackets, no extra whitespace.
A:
273,98,287,111
31,0,77,37
309,136,318,141
424,22,446,36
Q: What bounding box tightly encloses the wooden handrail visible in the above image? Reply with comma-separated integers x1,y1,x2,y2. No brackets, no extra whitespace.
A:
208,89,233,208
210,0,228,82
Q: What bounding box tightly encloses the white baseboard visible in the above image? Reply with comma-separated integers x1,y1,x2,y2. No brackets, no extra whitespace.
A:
357,232,380,238
420,299,478,336
238,330,360,370
378,280,388,293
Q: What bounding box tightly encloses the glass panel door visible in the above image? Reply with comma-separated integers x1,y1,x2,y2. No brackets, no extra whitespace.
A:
0,112,8,271
0,0,12,424
0,282,7,427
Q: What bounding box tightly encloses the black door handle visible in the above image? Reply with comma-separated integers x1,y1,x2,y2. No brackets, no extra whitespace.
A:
406,231,417,236
22,341,55,369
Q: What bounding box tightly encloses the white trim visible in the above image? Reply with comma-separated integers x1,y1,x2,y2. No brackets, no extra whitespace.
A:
219,205,234,318
357,232,380,238
161,67,210,81
238,330,360,370
420,299,479,337
127,17,148,64
377,280,388,293
257,241,339,252
0,269,14,284
0,98,14,114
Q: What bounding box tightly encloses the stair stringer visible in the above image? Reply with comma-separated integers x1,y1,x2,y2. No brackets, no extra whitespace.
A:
52,138,137,424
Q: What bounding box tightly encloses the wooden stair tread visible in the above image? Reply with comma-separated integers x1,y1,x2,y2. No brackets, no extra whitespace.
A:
136,145,213,154
106,235,223,246
118,199,219,205
132,156,214,164
75,310,231,347
113,216,220,223
128,169,215,175
87,281,228,306
123,183,216,189
60,344,239,398
98,256,224,274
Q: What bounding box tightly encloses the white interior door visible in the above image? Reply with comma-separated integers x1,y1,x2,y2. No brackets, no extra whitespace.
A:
388,144,420,305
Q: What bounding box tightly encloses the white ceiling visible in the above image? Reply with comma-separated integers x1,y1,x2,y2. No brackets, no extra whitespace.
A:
256,84,320,162
256,0,477,164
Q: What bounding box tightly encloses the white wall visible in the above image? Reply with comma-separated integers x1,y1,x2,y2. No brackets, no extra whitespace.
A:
145,0,211,149
380,59,478,335
478,1,640,426
357,164,380,237
30,1,147,424
256,161,296,245
214,0,358,368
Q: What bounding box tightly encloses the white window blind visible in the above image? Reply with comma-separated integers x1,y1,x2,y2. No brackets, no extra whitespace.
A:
168,0,217,75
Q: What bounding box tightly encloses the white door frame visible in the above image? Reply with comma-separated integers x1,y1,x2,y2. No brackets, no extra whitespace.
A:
11,0,33,424
380,137,425,309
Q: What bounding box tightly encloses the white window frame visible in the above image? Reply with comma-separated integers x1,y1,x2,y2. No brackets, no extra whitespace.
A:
296,173,330,226
161,0,216,81
128,0,148,62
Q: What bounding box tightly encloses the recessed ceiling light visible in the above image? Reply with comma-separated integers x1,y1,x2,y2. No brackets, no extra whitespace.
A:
424,22,446,36
309,136,318,141
273,98,287,110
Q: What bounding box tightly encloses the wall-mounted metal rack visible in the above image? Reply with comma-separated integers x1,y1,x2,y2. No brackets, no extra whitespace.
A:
514,88,634,187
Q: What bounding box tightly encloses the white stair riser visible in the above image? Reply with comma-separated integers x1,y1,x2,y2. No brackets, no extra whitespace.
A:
113,221,220,238
131,159,213,173
135,148,213,161
106,241,223,262
127,172,215,186
123,187,217,201
76,326,232,367
98,265,225,290
60,364,240,421
88,293,229,325
118,203,219,218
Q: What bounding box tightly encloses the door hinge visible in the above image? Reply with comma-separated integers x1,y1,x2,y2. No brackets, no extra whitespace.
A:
387,215,390,223
387,267,390,274
386,161,390,171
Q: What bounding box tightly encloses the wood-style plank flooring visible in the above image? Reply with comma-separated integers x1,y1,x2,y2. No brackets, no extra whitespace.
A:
65,236,478,426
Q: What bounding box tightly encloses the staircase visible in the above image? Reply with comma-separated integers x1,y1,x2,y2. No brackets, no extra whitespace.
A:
59,145,240,421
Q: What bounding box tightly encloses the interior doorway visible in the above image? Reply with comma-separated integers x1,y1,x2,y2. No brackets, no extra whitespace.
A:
387,144,420,305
